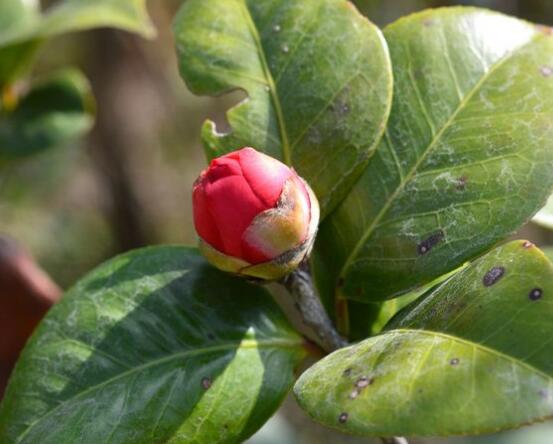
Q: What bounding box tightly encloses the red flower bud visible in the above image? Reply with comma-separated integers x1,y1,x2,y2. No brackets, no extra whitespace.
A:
192,147,319,280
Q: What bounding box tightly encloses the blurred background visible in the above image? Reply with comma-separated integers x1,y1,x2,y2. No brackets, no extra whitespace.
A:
2,0,553,443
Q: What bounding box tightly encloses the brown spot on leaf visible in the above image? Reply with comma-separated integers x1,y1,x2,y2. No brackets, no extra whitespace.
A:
483,266,505,287
341,103,350,114
201,377,212,390
529,288,543,301
456,176,468,190
522,241,534,249
338,412,349,423
356,376,373,388
417,230,445,255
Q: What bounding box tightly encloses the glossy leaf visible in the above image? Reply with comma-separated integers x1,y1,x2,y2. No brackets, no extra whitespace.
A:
0,246,308,444
0,0,155,86
296,240,553,436
0,69,94,162
0,0,39,31
0,0,40,85
315,7,553,306
173,0,393,216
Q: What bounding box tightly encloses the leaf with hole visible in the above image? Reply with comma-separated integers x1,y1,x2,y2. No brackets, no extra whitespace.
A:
295,240,553,436
0,69,94,163
0,246,309,444
0,0,155,87
173,0,393,216
314,7,553,307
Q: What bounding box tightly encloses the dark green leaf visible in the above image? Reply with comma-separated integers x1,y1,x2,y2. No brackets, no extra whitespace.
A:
0,69,94,162
296,240,553,436
0,0,155,86
173,0,392,216
315,7,553,305
0,246,308,444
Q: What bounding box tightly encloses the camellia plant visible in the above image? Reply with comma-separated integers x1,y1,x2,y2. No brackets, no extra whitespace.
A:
3,0,553,443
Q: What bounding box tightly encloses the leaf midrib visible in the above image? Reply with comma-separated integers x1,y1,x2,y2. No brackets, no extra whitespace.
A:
338,31,542,283
239,0,291,165
15,336,304,443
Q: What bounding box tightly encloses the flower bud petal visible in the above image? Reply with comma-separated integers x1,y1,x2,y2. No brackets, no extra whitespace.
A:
198,239,251,275
242,175,310,259
192,147,320,280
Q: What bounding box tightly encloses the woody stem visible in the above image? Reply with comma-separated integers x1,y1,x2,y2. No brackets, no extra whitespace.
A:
281,261,346,353
281,263,409,444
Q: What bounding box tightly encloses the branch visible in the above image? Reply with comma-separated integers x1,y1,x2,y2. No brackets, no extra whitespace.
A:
281,262,346,353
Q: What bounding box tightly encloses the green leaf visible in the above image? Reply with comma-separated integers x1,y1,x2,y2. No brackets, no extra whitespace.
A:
0,246,308,444
0,0,39,31
335,261,468,340
315,7,553,305
0,0,155,86
295,240,553,436
533,193,553,229
0,69,94,162
542,246,553,262
173,0,392,216
0,0,40,84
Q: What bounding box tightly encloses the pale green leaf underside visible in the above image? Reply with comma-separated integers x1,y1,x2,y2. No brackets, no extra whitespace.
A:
0,0,155,86
0,69,94,162
0,247,307,444
173,0,392,216
296,240,553,436
316,7,553,303
533,194,553,229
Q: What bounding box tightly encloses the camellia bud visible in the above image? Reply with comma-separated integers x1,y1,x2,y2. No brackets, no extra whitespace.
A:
192,147,320,280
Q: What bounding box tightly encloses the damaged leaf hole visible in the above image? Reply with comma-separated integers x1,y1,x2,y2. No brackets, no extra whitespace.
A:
338,412,349,424
356,376,373,388
450,358,460,366
417,230,444,255
482,266,505,287
349,376,374,399
529,288,543,301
